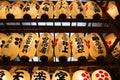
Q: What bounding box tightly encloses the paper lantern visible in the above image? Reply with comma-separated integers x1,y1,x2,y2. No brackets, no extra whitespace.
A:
39,0,54,19
70,33,89,61
72,70,91,80
112,41,120,60
92,69,112,80
11,70,30,80
70,0,85,19
84,1,102,19
52,70,71,80
2,33,23,61
55,0,70,19
19,33,38,61
6,0,24,19
86,33,106,61
0,0,10,19
37,33,54,62
22,0,40,19
0,69,12,80
32,70,50,80
105,33,117,48
0,33,8,60
55,33,71,62
106,1,120,20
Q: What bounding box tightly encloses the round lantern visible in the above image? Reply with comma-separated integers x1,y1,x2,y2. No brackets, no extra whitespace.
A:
55,33,71,62
0,0,10,19
105,33,117,48
37,33,54,62
11,70,30,80
91,69,112,80
106,1,120,20
2,33,23,61
31,70,50,80
6,0,24,19
72,70,91,80
22,0,40,19
55,0,70,19
70,0,85,19
19,33,38,61
0,69,12,80
111,41,120,60
39,0,54,19
70,33,89,61
84,1,102,19
0,33,8,60
52,70,71,80
86,33,106,61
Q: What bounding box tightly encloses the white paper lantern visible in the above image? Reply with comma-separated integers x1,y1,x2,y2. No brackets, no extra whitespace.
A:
19,33,38,61
37,33,54,62
2,33,23,61
52,70,71,80
105,33,117,48
55,33,71,62
72,70,91,80
6,0,24,19
55,0,70,19
92,69,112,80
0,69,12,80
112,41,120,59
39,0,54,19
70,33,89,61
86,33,106,61
0,33,8,60
0,0,10,19
70,0,85,19
32,70,50,80
84,1,102,19
106,1,120,20
22,0,40,19
11,70,30,80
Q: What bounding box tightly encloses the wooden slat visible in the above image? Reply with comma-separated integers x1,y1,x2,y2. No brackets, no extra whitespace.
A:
0,26,111,33
0,61,117,67
0,19,109,22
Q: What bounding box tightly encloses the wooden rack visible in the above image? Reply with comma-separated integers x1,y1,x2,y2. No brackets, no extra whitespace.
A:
0,0,120,79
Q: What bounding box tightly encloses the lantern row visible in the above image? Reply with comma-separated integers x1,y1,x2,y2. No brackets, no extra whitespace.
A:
0,32,119,62
0,0,119,20
0,68,112,80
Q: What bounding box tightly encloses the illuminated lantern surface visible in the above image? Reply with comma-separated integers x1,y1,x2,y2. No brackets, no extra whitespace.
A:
11,70,30,80
106,1,119,19
0,69,12,80
37,33,54,62
2,33,23,61
112,41,120,59
55,33,71,62
0,33,8,60
86,33,106,61
39,0,54,19
6,0,24,19
92,69,112,80
84,1,102,19
105,33,117,48
22,0,40,19
52,70,71,80
31,70,50,80
55,0,70,19
72,70,91,80
19,33,38,61
70,0,85,19
70,33,89,61
0,0,10,19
